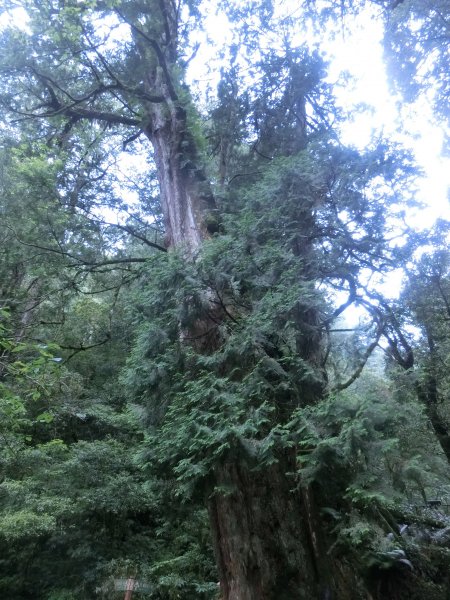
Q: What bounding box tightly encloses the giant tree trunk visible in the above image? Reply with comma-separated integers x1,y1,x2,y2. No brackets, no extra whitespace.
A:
208,460,335,600
138,4,336,598
144,99,334,599
145,99,337,595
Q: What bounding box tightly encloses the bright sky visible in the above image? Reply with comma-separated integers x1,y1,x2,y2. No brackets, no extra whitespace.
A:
187,1,449,312
324,9,449,230
314,7,449,301
1,1,448,241
192,1,449,234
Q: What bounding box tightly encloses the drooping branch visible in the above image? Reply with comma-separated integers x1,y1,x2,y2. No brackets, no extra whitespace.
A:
60,335,111,362
357,289,414,371
2,63,160,129
6,226,165,272
381,310,414,370
69,257,150,268
112,223,167,252
16,99,142,127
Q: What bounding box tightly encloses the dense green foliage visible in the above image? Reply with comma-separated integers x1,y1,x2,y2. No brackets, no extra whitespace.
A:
0,0,449,598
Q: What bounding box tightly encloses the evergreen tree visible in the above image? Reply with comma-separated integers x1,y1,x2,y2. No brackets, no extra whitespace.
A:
1,1,449,598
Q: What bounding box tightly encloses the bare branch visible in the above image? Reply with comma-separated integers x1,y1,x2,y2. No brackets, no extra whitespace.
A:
6,225,166,271
61,335,111,362
321,275,357,328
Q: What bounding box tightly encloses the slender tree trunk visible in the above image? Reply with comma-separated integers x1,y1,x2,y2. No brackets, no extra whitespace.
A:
387,318,450,464
0,275,40,379
420,373,450,463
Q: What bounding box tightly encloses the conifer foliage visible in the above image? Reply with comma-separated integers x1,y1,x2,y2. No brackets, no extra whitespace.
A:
0,1,449,598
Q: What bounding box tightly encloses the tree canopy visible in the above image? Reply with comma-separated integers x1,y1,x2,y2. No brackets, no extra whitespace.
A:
0,1,449,599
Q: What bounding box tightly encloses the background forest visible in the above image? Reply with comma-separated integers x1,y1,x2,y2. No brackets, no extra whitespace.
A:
0,0,449,598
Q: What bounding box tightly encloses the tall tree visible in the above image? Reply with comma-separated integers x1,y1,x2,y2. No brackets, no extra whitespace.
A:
1,3,323,596
1,1,447,598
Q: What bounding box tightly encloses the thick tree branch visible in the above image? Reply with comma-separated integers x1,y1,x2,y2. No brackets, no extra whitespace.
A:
10,100,141,127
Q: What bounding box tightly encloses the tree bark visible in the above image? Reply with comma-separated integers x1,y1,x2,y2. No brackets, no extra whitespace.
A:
208,461,323,600
143,84,216,252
